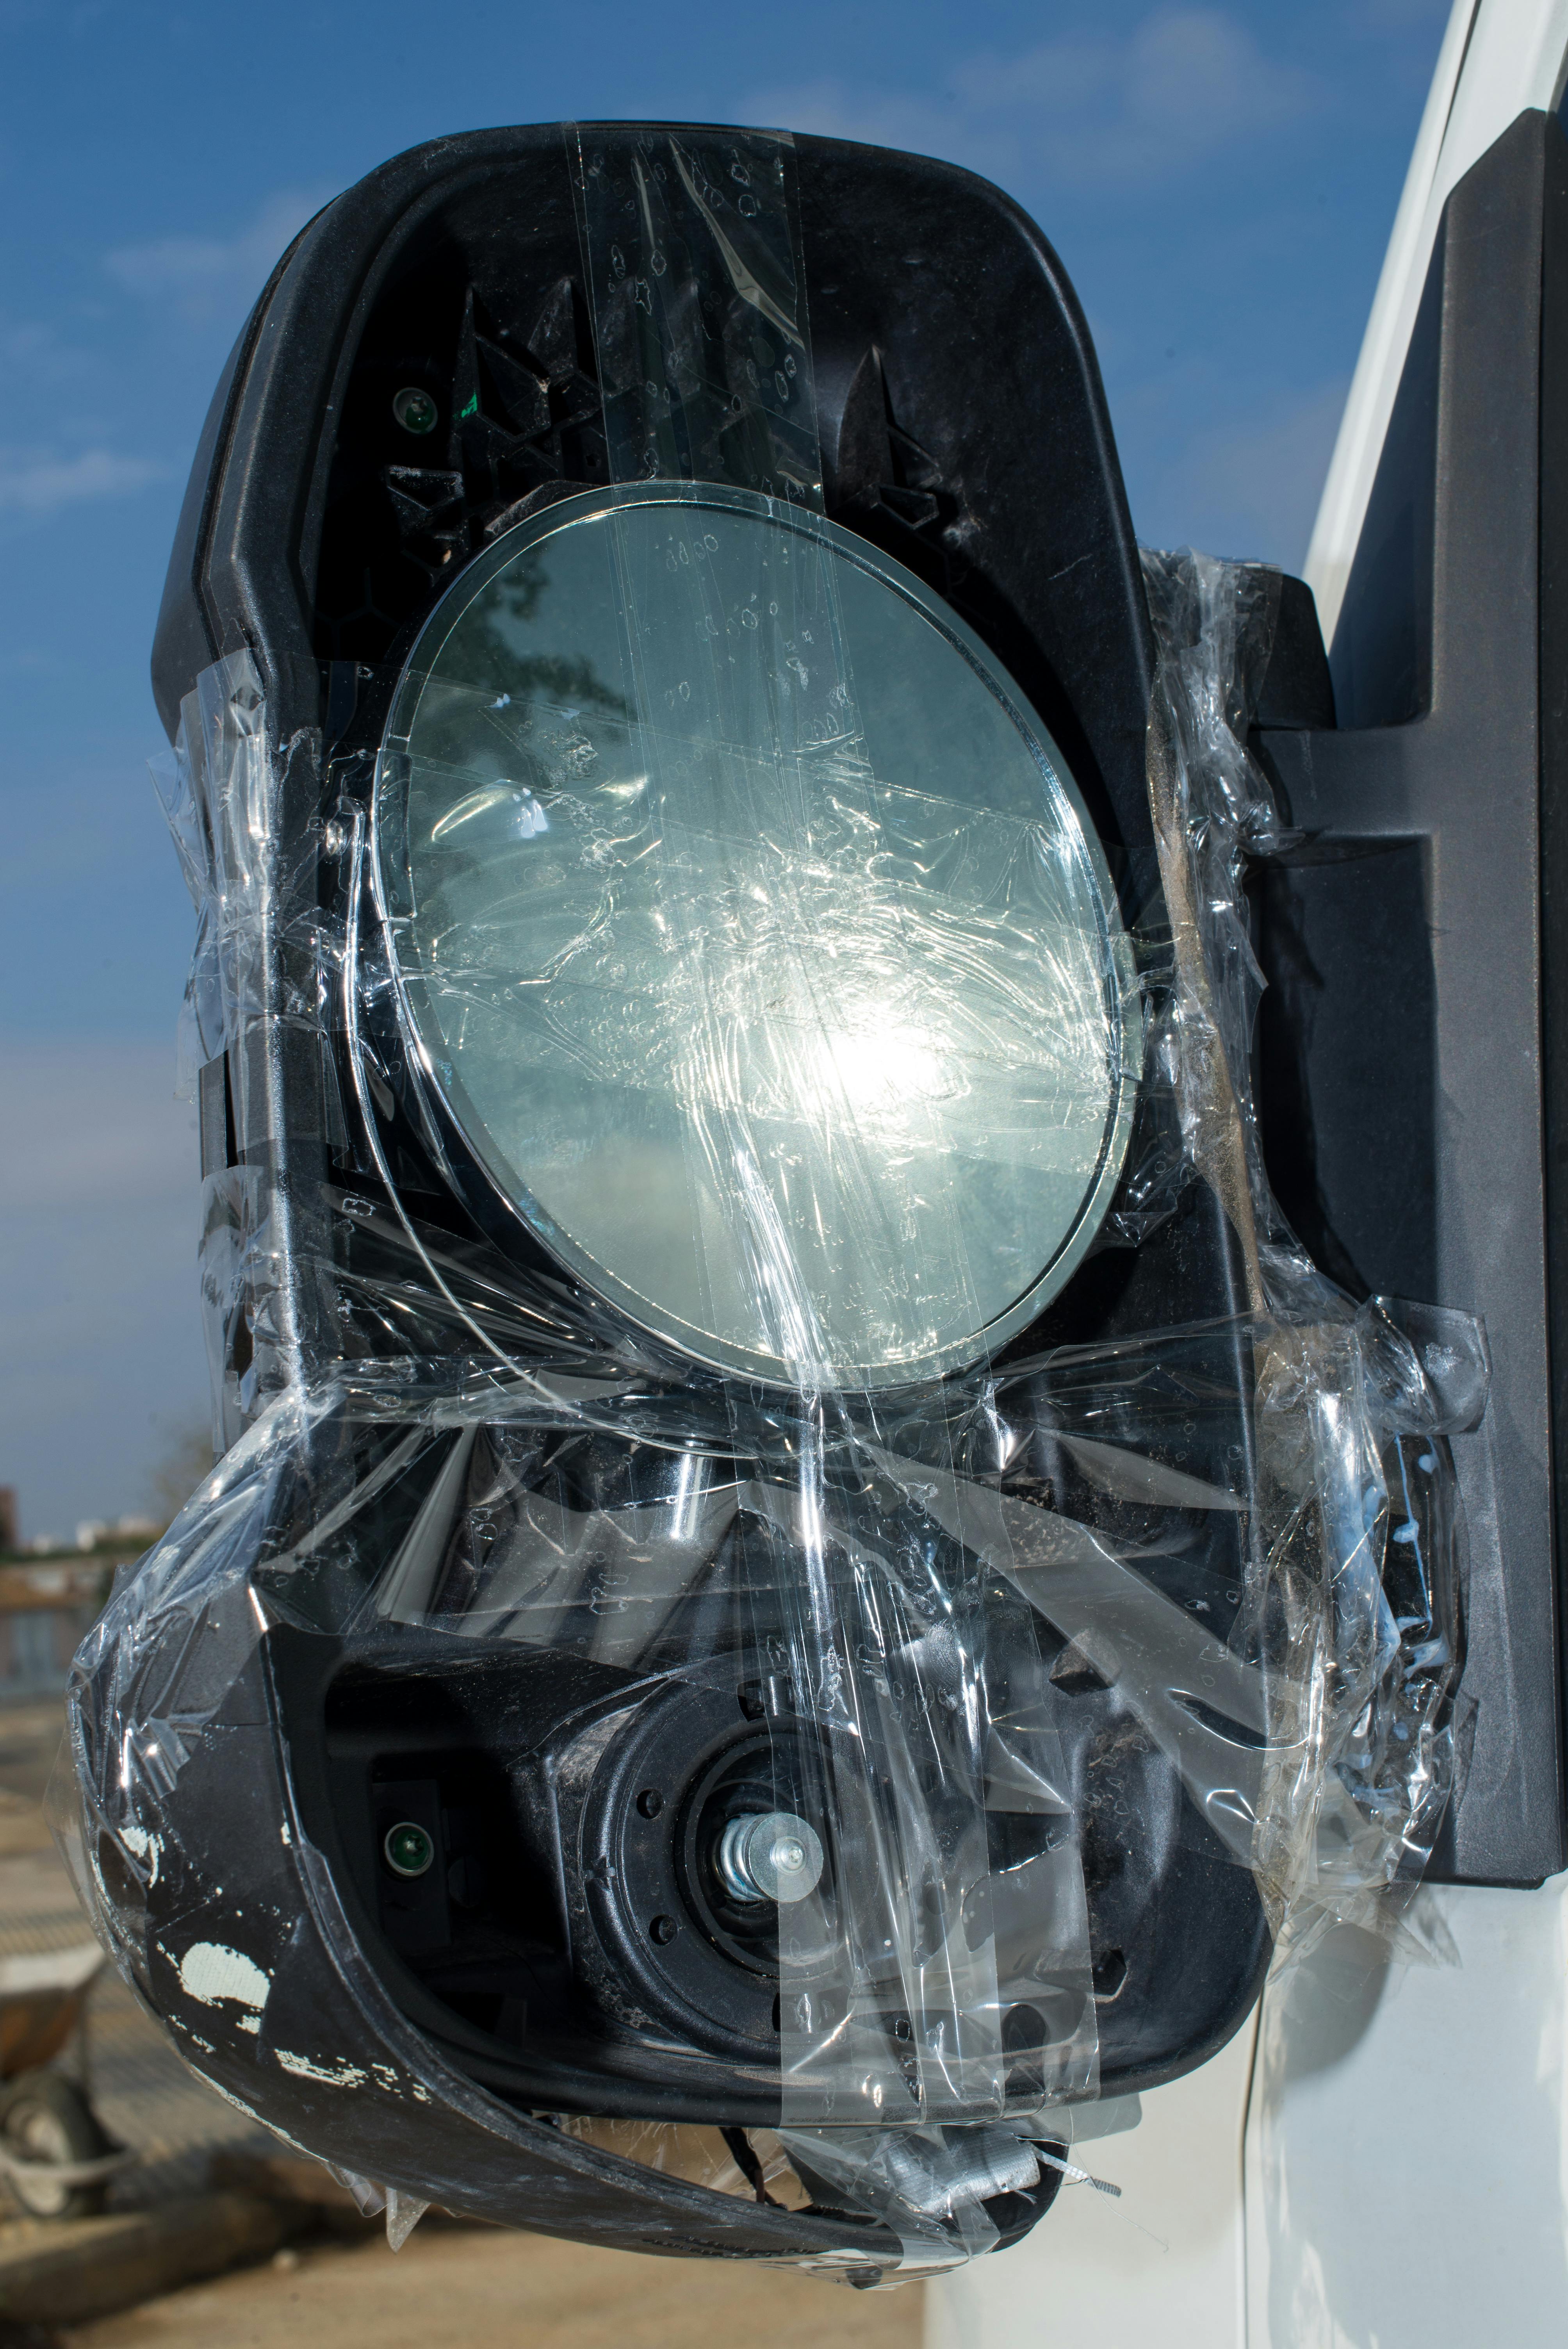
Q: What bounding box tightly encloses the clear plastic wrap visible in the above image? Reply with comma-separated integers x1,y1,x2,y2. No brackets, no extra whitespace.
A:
59,127,1482,2282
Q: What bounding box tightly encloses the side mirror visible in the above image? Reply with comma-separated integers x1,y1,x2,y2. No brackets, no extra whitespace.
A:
64,121,1470,2269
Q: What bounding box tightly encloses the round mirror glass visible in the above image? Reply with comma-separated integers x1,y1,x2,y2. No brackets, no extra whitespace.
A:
375,484,1138,1385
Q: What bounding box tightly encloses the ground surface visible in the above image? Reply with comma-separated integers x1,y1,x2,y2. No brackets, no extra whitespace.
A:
57,2219,921,2348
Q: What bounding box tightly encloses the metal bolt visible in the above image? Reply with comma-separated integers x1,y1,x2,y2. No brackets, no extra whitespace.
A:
716,1810,824,1906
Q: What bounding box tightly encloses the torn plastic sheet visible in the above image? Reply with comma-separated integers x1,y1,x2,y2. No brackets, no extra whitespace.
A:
64,121,1480,2281
73,555,1481,2268
72,536,1481,2271
58,1280,1476,2274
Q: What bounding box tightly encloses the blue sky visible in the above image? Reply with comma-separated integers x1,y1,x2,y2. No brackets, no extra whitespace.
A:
0,0,1449,1537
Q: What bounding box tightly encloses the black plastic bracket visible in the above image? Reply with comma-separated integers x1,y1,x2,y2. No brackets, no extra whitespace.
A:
1255,110,1568,1887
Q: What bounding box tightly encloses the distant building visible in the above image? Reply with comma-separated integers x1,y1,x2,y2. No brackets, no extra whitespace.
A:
0,1492,158,1696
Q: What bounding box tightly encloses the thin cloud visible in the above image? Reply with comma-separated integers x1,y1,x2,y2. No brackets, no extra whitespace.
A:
747,8,1325,190
1178,377,1350,571
0,318,78,387
106,184,337,326
1352,0,1453,30
0,1041,206,1535
0,445,165,515
0,1040,194,1216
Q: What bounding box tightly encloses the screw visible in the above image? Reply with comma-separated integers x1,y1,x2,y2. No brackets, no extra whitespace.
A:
392,387,439,436
383,1821,434,1878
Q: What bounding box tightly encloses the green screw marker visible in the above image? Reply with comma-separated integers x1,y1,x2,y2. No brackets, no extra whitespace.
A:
392,387,439,436
383,1820,435,1878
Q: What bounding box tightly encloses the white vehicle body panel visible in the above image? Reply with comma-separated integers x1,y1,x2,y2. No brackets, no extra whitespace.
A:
930,2026,1254,2349
1308,0,1568,641
933,1885,1568,2347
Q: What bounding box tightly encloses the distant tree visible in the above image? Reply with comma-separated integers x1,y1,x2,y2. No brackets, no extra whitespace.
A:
144,1417,216,1530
